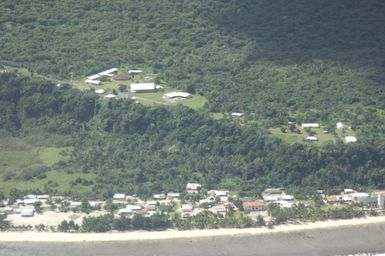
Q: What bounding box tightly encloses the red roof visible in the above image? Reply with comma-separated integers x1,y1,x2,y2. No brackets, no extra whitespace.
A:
243,200,266,207
326,195,340,202
112,73,131,81
117,82,128,87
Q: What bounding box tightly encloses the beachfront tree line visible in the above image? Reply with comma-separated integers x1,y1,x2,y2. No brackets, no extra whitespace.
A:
56,204,365,233
267,203,365,224
1,72,385,199
59,211,259,233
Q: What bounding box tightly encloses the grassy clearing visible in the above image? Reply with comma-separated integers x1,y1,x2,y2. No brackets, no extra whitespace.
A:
0,137,70,193
134,83,208,110
78,68,208,110
0,170,96,195
269,126,357,146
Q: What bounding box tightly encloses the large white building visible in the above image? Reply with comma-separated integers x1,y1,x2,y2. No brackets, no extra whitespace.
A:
98,68,118,77
164,92,192,99
130,83,156,93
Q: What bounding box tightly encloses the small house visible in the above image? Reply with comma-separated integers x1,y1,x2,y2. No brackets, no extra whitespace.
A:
23,198,40,205
301,123,320,128
69,201,82,209
181,204,193,213
119,208,133,216
306,136,318,141
167,192,180,200
85,79,101,85
336,122,345,130
20,209,34,217
95,89,105,94
153,194,166,200
125,204,142,212
113,194,126,200
326,195,342,204
209,205,228,216
231,112,244,117
145,202,157,212
128,70,143,75
242,200,266,212
104,94,117,99
345,136,357,143
186,183,202,194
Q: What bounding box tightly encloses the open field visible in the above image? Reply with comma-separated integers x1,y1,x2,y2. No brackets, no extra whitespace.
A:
0,136,96,194
0,170,97,195
80,68,208,110
269,126,357,145
0,137,64,169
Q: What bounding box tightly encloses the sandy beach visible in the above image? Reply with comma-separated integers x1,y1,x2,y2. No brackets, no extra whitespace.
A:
1,218,385,256
1,215,385,242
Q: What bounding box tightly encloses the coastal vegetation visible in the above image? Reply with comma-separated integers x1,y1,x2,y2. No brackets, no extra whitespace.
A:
0,0,385,224
1,72,385,198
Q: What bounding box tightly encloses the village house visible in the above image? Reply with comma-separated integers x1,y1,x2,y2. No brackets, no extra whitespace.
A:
113,193,126,201
325,195,342,204
69,201,82,210
104,94,117,99
167,192,180,200
243,200,267,212
345,136,357,143
95,89,105,94
301,123,320,128
262,188,284,201
112,73,131,81
336,122,345,129
20,208,34,217
181,204,194,218
128,70,143,75
85,79,101,85
209,204,230,216
372,191,385,209
277,200,294,208
145,201,158,212
164,92,192,99
186,183,202,194
306,136,318,141
119,204,143,216
231,112,244,117
130,83,156,93
153,194,166,200
208,190,229,202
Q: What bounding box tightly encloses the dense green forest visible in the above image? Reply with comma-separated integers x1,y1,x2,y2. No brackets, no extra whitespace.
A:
1,1,385,127
0,73,384,198
0,1,385,198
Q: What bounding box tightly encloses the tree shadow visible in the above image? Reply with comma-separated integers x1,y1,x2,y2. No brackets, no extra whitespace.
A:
207,0,385,67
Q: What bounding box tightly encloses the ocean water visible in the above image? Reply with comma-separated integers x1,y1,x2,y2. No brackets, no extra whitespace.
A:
338,254,385,256
1,223,385,256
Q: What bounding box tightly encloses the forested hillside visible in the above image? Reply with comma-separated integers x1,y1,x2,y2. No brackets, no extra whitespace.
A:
1,1,385,198
1,0,385,127
0,73,384,198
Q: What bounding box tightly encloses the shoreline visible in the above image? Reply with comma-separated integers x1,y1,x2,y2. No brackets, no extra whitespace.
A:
1,215,385,242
